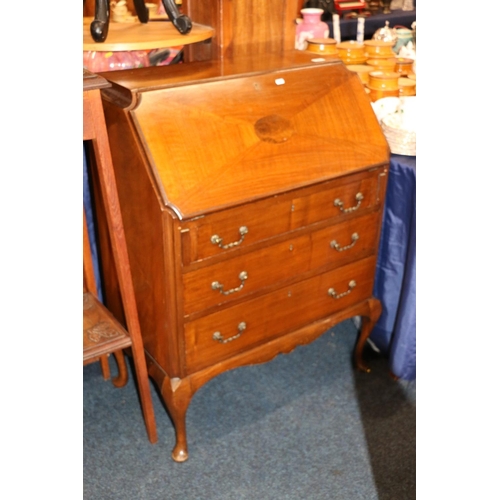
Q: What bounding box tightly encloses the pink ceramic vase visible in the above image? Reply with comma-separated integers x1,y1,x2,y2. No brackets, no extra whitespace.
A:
295,8,330,50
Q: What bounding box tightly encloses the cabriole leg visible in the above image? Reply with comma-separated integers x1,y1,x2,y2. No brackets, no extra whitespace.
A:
161,377,194,462
354,298,382,373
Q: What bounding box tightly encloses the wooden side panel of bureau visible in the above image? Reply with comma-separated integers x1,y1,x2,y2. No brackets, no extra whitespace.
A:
97,51,390,462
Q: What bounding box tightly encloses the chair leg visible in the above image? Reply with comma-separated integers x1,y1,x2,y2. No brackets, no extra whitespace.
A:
99,355,111,380
112,350,129,388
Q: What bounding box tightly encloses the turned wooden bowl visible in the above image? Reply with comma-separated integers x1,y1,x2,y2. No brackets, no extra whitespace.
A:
366,57,398,72
306,38,339,55
367,86,400,102
368,70,400,91
337,41,367,64
346,64,375,85
398,77,416,96
394,57,415,77
364,39,396,58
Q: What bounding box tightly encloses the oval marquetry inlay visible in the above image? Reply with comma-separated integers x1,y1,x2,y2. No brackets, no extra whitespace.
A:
254,115,294,143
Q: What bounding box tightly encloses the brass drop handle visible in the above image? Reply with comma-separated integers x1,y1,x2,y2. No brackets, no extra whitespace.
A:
212,322,247,344
211,226,249,249
212,271,248,295
330,232,359,252
328,280,357,299
333,192,364,213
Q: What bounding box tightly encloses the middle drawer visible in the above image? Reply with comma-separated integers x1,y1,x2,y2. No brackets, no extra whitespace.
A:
182,211,380,316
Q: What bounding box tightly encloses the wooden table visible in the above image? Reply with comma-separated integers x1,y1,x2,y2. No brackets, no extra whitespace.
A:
83,18,214,51
83,69,157,444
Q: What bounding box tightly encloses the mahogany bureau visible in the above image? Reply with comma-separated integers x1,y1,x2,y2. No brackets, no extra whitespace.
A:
97,51,390,461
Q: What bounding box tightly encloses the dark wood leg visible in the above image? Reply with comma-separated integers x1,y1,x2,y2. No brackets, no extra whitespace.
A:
91,0,110,42
354,297,382,373
160,0,192,34
133,0,150,23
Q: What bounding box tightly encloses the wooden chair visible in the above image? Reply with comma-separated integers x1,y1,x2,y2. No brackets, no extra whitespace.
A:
83,69,157,444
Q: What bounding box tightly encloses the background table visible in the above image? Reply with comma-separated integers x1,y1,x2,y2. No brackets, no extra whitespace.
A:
328,8,416,41
370,154,416,381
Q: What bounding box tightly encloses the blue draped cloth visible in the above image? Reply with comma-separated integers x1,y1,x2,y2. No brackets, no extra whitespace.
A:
83,144,103,301
370,154,416,381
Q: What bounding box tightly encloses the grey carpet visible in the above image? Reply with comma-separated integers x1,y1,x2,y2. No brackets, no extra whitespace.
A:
83,319,415,500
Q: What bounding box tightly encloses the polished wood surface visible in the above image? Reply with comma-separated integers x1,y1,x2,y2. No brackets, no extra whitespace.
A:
183,0,298,61
182,211,380,316
100,53,387,219
83,17,214,51
83,69,157,444
97,54,389,461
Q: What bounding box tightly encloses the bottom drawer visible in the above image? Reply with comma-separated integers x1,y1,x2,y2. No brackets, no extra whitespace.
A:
184,256,376,373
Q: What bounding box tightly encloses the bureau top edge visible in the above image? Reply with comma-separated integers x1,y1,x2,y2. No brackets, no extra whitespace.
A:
99,50,343,103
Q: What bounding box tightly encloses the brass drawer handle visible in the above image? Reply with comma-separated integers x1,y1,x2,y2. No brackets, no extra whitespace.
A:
333,192,364,213
211,226,249,249
328,280,356,299
211,271,248,295
212,322,247,344
330,232,359,252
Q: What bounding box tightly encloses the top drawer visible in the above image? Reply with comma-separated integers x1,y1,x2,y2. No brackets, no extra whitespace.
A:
178,167,386,266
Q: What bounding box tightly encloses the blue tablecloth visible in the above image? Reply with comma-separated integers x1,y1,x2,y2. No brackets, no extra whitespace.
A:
370,154,416,381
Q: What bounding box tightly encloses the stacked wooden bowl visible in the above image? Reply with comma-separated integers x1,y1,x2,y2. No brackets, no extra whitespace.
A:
337,41,367,64
343,39,416,101
305,38,339,55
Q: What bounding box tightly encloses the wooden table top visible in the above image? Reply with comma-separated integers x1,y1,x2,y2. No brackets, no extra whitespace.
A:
83,18,214,51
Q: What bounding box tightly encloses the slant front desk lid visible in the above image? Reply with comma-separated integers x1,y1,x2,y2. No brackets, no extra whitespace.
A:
101,52,389,219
